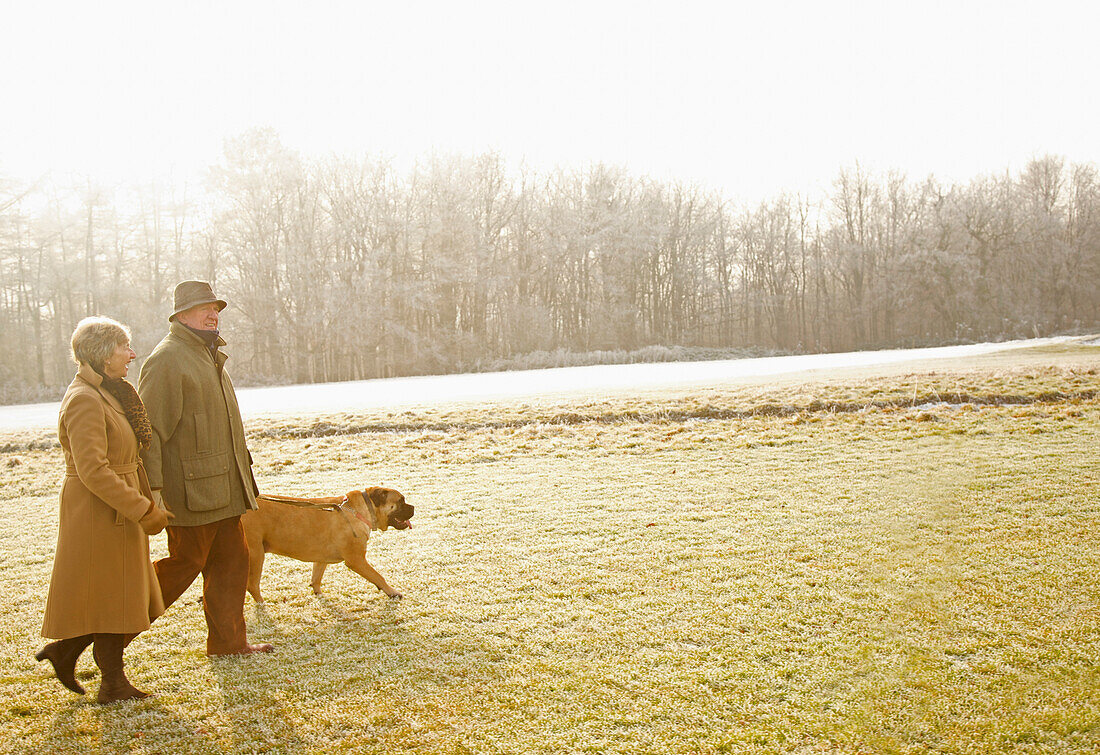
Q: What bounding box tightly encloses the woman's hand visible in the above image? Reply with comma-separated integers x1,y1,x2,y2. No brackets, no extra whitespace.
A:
139,502,175,535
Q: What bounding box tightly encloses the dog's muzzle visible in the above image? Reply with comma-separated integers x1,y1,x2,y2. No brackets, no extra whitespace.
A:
391,502,415,530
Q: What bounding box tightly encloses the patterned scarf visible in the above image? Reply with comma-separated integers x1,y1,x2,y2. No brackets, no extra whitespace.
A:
98,376,153,449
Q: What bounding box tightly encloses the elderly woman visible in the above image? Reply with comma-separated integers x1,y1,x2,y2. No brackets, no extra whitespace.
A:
35,316,172,704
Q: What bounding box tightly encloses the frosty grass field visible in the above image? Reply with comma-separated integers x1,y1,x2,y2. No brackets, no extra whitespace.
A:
0,341,1097,753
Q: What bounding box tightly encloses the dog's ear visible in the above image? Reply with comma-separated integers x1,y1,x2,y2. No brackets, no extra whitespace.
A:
366,487,386,507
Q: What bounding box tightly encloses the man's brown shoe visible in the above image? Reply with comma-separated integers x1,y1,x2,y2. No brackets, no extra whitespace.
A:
209,643,275,657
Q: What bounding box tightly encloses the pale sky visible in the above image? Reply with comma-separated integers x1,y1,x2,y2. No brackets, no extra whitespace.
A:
2,0,1097,204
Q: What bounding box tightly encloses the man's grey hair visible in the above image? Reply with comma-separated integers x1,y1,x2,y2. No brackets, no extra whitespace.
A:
71,316,131,370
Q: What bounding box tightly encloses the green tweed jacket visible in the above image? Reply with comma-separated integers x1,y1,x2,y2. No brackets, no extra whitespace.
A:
137,322,259,527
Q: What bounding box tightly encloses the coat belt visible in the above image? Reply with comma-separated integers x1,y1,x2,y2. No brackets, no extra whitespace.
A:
66,460,141,477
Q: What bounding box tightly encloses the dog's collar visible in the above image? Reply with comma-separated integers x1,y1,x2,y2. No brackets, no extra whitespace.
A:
340,495,377,530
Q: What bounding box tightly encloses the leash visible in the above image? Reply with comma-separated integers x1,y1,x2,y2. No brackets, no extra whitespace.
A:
256,493,375,541
256,494,341,511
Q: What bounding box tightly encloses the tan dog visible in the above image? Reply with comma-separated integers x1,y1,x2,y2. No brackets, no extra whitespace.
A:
242,487,414,603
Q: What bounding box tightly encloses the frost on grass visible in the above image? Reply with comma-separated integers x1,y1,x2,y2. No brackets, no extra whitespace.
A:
1,359,1099,753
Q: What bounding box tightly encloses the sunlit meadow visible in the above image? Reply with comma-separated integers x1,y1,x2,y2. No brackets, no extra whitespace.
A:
1,344,1098,753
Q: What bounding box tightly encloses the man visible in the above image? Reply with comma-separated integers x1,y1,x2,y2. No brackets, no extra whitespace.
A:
138,280,274,656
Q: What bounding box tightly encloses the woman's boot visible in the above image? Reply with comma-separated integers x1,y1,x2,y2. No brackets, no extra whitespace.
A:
92,634,151,704
35,635,93,694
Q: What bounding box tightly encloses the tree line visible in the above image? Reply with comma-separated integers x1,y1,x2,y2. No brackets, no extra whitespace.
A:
1,129,1097,403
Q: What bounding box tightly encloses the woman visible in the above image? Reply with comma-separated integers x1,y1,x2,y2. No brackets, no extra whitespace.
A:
36,316,172,704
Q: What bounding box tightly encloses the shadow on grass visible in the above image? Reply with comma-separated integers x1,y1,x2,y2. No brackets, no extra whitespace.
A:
315,591,405,622
206,652,313,753
246,600,287,642
243,591,481,745
34,694,222,755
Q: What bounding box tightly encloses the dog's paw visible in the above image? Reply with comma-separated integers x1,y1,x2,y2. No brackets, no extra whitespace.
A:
387,592,404,600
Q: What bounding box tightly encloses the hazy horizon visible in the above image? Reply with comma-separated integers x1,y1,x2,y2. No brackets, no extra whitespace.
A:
3,0,1098,206
4,0,1099,406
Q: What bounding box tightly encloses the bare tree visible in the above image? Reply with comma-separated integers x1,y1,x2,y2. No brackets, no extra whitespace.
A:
1,145,1098,400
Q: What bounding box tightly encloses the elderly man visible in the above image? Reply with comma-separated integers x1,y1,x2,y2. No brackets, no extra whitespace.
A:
138,280,273,656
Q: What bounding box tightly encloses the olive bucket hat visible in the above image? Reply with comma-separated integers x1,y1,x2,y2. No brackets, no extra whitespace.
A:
169,280,228,322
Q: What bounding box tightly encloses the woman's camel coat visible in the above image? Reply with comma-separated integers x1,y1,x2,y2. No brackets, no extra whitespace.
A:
41,363,165,639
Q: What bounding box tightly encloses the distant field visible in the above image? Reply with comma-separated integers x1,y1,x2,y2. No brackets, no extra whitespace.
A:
1,335,1091,433
1,344,1098,753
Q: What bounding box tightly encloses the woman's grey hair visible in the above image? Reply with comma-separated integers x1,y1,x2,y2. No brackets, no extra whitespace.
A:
70,316,131,370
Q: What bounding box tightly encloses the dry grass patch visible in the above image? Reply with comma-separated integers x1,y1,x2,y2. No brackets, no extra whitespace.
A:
1,353,1098,753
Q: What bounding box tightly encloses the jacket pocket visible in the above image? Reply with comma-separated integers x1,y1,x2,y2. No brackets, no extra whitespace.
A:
193,413,211,454
181,452,230,512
